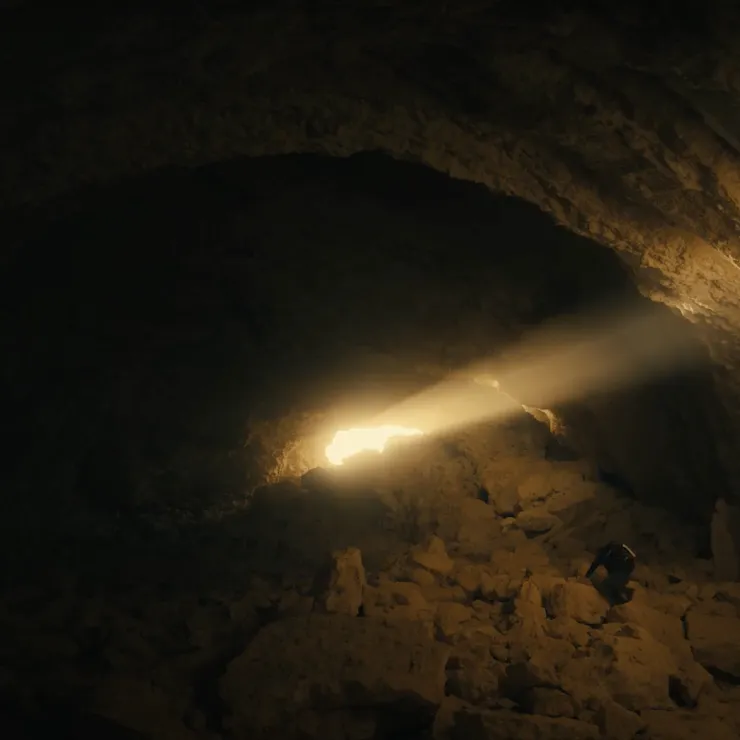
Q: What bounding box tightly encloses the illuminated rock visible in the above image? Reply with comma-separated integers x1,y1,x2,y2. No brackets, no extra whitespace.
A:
411,536,454,576
220,615,449,737
316,547,366,617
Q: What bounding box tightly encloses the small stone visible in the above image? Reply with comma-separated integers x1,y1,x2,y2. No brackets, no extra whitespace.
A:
412,536,454,575
546,581,609,626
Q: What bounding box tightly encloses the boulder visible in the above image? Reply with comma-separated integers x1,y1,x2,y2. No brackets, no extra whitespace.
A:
641,709,737,740
450,706,599,740
519,687,576,718
456,499,502,556
363,580,433,622
316,547,366,617
710,498,740,582
546,581,608,626
606,601,712,705
543,617,590,647
412,536,454,575
516,472,554,505
490,542,551,575
593,699,645,740
445,657,507,707
589,625,679,711
685,611,740,679
435,602,474,641
491,487,521,517
220,615,449,737
515,509,561,536
409,567,437,587
507,579,548,641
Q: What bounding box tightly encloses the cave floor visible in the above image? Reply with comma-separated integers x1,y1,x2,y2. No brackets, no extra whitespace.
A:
2,426,740,740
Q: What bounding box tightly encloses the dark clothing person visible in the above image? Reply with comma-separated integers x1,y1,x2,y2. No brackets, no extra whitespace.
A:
586,541,636,604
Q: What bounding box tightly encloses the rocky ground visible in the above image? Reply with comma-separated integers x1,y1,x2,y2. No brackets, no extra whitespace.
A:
2,414,740,739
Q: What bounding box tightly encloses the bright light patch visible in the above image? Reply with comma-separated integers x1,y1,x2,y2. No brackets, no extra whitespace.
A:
325,425,424,466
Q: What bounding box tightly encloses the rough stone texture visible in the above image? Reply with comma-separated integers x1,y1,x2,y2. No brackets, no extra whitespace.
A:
3,422,740,737
315,546,366,616
220,614,450,738
686,611,740,678
711,499,740,581
450,706,599,740
412,536,455,576
546,581,609,626
4,1,740,499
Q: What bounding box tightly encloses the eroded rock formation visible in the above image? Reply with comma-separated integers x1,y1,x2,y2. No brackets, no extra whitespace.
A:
3,416,740,739
4,2,740,737
4,2,740,454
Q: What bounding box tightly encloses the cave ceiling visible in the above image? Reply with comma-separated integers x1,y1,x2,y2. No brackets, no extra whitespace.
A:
3,2,740,418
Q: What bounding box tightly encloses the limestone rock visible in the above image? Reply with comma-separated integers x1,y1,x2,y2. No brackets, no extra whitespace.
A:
546,581,608,626
686,611,740,678
412,536,454,575
607,600,689,656
445,657,507,707
450,706,599,740
490,487,521,517
409,567,437,587
589,625,680,711
454,564,518,601
515,509,561,536
508,579,548,641
363,580,433,622
317,547,366,617
455,564,487,595
519,687,576,718
593,699,646,740
606,600,712,705
435,602,474,641
220,615,449,737
292,710,376,740
300,466,338,493
92,674,197,740
641,709,738,740
711,498,740,582
490,542,551,575
422,584,467,604
504,648,562,695
456,498,502,556
543,617,590,647
516,473,554,505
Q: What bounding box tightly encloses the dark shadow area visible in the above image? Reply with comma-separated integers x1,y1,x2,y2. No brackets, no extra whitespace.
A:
0,151,734,739
2,151,657,537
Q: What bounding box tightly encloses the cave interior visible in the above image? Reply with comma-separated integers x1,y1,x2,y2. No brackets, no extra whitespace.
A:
5,2,740,740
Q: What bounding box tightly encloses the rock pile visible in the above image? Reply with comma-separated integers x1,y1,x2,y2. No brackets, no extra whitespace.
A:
2,420,740,739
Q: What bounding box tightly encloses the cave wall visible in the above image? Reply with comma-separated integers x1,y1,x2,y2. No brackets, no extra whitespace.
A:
1,154,728,535
3,2,740,502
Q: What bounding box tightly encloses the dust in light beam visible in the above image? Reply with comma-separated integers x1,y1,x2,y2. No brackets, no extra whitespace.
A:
325,425,423,466
323,300,705,467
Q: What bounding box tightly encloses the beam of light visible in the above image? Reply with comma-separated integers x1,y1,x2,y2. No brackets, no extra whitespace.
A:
325,425,423,466
323,300,705,465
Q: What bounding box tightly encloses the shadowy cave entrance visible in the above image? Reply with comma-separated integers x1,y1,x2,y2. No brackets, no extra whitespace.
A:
1,152,734,737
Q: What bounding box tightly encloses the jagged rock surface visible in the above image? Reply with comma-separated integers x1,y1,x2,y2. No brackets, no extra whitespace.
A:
3,422,740,738
4,2,740,488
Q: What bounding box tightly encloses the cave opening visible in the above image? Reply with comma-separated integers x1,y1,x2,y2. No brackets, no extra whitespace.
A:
2,151,738,737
